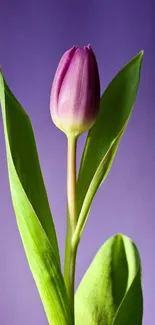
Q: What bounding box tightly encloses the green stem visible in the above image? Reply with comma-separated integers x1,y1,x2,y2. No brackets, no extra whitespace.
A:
64,135,78,322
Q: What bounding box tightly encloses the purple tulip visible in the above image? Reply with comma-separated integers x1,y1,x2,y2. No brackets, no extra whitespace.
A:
50,45,100,137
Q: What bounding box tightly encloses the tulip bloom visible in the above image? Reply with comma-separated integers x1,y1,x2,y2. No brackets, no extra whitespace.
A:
50,45,100,137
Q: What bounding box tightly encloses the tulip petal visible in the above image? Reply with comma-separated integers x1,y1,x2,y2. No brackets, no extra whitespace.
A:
50,46,100,136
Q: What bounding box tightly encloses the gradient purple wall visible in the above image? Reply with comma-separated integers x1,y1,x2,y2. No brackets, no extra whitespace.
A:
0,0,154,324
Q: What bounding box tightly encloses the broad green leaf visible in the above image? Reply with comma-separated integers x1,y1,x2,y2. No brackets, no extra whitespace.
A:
75,52,143,241
0,72,72,325
75,234,143,325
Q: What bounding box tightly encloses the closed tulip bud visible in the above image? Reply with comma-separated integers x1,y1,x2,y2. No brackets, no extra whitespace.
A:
50,45,100,137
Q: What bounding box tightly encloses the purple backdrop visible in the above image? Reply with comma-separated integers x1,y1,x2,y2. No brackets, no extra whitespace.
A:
0,0,154,324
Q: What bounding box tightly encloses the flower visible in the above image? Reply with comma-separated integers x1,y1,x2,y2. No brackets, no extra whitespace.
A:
50,45,100,137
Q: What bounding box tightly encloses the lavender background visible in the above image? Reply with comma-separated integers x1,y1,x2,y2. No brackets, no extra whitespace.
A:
0,0,154,324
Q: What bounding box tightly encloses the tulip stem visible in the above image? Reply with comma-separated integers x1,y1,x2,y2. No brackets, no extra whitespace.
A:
64,135,78,322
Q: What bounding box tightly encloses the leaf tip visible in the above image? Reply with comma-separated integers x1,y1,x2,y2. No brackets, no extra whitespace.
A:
138,50,144,59
136,50,144,62
140,49,144,55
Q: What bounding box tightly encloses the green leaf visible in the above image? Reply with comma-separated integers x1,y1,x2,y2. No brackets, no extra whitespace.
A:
75,52,144,242
0,71,72,325
75,234,143,325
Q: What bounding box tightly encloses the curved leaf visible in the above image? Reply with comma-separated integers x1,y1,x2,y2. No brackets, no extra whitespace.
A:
75,234,143,325
75,52,143,242
0,72,72,325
